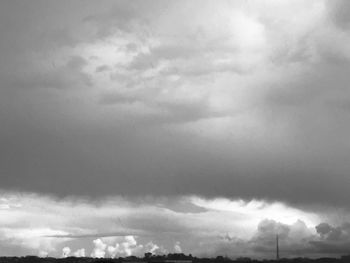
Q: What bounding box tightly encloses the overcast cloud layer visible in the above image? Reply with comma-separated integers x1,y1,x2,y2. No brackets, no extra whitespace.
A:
1,0,350,258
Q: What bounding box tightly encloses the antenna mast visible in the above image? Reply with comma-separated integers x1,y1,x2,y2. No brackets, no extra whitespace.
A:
276,234,280,261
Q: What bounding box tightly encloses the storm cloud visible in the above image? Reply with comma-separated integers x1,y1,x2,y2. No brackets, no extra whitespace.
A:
1,0,350,258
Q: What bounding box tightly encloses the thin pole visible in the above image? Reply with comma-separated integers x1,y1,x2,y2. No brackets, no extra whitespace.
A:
276,234,279,261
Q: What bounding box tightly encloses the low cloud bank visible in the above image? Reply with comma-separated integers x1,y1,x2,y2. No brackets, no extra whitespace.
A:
0,192,350,258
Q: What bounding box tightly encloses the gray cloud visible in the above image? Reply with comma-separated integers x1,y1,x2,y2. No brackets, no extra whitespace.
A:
310,222,350,254
208,220,350,258
1,0,350,228
328,0,350,30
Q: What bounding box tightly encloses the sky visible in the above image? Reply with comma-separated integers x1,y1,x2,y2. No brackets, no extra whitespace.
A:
1,0,350,259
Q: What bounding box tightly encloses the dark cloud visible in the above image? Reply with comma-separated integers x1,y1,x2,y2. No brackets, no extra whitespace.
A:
95,65,111,73
6,0,350,258
311,222,350,254
328,0,350,30
316,223,333,237
1,0,350,218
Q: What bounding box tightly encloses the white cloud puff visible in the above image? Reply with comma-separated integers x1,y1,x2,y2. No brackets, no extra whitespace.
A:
107,235,144,258
174,242,182,253
62,246,71,258
73,248,85,257
91,239,107,258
